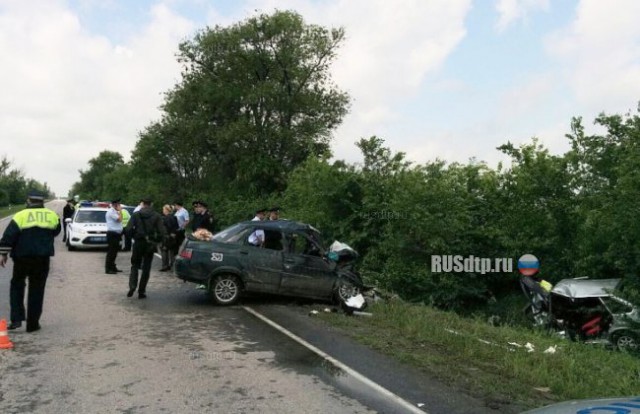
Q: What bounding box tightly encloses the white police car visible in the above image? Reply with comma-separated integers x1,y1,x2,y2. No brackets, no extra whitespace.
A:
65,206,111,250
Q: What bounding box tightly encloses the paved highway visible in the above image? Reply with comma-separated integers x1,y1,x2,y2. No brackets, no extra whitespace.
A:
0,200,507,414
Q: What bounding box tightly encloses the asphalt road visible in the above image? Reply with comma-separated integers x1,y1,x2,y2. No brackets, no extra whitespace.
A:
0,201,508,414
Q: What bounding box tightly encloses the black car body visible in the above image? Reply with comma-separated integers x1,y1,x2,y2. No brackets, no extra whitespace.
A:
174,220,365,305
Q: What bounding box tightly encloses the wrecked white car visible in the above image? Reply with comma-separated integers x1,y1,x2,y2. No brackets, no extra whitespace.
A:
521,277,639,350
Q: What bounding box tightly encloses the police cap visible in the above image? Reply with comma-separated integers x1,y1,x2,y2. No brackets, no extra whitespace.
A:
27,189,45,201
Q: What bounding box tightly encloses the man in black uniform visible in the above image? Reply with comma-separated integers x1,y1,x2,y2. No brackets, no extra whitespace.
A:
124,198,166,299
0,190,61,332
61,198,75,242
190,200,217,233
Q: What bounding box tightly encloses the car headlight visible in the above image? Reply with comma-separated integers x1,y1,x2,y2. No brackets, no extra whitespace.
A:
72,226,88,235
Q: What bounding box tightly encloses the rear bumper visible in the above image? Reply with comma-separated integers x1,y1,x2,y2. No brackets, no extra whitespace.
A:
174,258,208,284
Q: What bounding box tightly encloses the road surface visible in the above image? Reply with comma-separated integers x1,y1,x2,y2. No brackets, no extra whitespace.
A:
0,201,507,414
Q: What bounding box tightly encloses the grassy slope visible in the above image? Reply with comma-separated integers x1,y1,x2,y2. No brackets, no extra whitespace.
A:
318,301,639,410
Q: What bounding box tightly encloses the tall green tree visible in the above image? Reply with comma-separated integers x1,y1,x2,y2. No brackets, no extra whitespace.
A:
131,10,349,199
567,108,640,301
71,151,125,200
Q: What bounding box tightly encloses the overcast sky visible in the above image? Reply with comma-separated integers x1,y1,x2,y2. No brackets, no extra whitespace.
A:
1,0,639,196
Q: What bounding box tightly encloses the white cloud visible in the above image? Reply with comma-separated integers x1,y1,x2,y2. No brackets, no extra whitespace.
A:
497,73,554,119
546,0,640,114
244,0,472,162
0,1,193,195
495,0,550,32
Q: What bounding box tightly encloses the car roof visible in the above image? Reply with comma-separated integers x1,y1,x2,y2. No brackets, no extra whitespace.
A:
551,278,621,299
239,220,319,233
76,206,109,212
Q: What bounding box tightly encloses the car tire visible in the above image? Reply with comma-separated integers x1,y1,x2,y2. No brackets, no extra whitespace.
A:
66,238,76,251
334,279,360,304
210,274,241,306
611,330,638,351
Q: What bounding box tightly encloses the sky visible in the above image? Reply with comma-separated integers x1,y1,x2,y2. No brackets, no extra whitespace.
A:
1,0,640,196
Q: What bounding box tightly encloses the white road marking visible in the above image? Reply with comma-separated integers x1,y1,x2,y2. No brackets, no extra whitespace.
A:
243,305,428,414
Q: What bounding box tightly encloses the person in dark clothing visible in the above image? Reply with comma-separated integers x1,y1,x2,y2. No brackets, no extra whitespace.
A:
0,190,61,332
61,198,75,242
104,199,124,274
124,198,166,299
190,200,217,233
160,204,179,271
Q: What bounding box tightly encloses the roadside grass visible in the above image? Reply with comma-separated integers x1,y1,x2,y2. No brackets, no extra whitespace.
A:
319,300,640,410
0,205,18,220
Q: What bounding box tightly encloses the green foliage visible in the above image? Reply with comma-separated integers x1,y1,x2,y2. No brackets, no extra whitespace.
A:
71,151,125,200
66,8,640,312
0,155,52,205
129,9,349,201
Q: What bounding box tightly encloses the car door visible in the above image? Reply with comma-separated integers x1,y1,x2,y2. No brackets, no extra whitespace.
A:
238,226,284,294
280,231,336,299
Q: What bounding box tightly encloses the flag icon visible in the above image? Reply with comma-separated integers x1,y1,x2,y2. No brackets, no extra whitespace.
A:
518,254,539,276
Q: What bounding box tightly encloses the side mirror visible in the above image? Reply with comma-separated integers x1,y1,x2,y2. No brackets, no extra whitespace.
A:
64,218,72,223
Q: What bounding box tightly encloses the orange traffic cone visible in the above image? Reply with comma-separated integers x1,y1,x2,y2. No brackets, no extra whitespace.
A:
0,319,14,349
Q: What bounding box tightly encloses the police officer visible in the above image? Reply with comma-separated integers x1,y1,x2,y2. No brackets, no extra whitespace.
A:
0,190,61,332
268,206,281,220
121,206,132,251
61,198,75,242
105,199,123,274
190,200,217,233
125,198,166,299
248,208,267,247
173,201,189,249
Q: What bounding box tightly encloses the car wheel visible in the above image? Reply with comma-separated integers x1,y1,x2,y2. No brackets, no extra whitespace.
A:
611,330,638,351
66,238,76,251
334,279,360,304
210,274,241,306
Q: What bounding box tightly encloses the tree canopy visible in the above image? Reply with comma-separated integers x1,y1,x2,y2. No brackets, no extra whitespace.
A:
129,10,349,200
67,9,640,313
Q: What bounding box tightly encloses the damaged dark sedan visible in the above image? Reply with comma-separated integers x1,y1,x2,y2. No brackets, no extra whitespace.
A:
174,220,365,305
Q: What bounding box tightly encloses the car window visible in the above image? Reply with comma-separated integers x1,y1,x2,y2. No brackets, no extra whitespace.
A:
223,227,253,245
307,230,325,252
603,296,635,314
212,224,246,242
287,232,322,256
263,229,284,250
74,210,107,223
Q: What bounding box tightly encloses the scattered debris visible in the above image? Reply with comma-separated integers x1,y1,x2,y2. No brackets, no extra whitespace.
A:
196,284,206,290
534,387,551,393
487,315,501,326
417,402,425,408
308,310,319,316
345,294,366,309
508,342,523,348
352,311,373,317
525,342,535,353
543,345,558,354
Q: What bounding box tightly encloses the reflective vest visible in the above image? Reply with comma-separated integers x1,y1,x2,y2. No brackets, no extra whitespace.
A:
0,206,61,258
13,208,59,230
121,208,131,227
